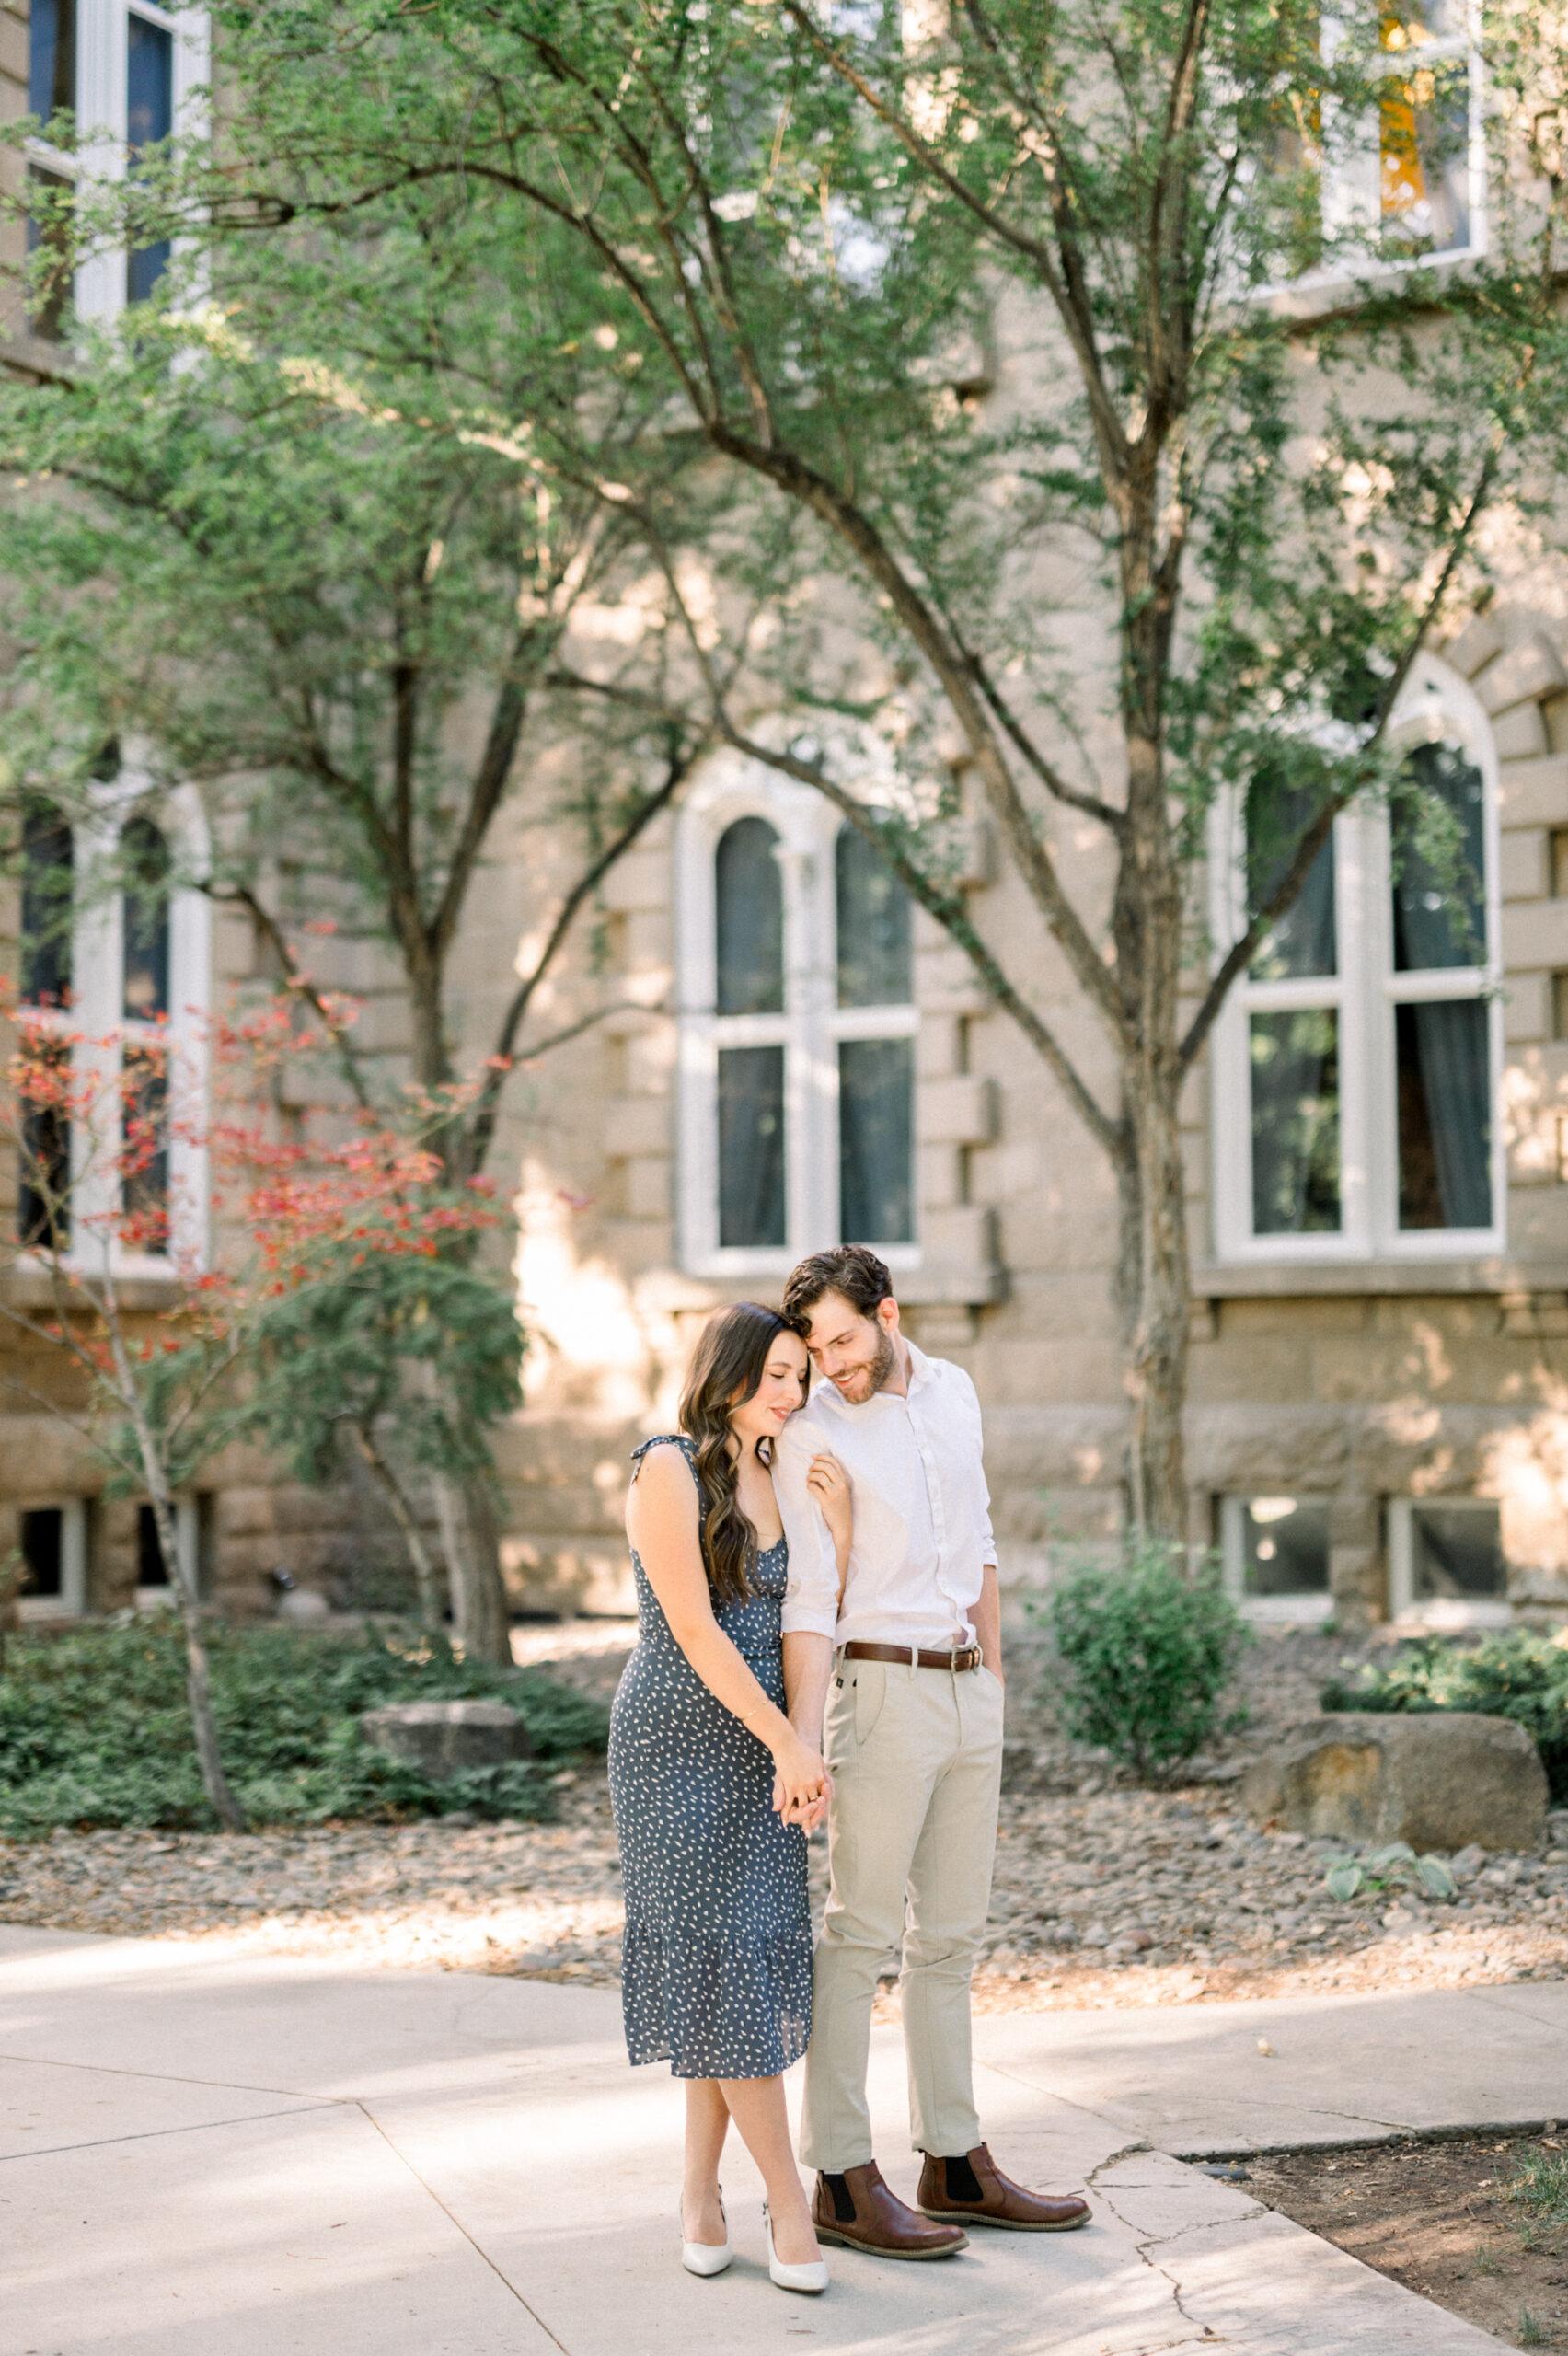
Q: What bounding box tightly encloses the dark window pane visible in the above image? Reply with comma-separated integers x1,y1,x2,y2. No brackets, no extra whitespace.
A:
1245,774,1336,981
715,818,783,1014
1250,1009,1341,1234
126,13,173,304
121,816,171,1019
21,803,73,1007
17,1037,71,1250
29,0,75,121
121,1046,169,1253
1396,998,1491,1229
1411,1503,1505,1600
1392,740,1486,972
839,1036,914,1244
1239,1497,1329,1597
836,826,911,1007
21,1507,63,1599
718,1045,785,1247
137,1501,169,1587
25,167,74,342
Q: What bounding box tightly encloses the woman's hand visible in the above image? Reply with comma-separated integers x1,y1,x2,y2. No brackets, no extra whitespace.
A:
769,1726,832,1823
806,1451,853,1578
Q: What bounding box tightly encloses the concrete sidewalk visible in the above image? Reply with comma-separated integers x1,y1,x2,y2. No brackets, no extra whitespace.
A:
2,1923,1551,2355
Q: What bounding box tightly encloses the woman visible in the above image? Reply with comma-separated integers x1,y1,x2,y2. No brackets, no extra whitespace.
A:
610,1302,851,2296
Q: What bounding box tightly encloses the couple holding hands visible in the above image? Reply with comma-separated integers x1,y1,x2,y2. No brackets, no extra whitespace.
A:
608,1244,1088,2296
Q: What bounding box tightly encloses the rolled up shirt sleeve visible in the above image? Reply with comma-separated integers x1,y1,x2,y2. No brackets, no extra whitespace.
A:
774,1420,841,1640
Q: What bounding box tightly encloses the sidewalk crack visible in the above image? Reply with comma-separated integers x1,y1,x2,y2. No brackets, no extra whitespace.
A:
1090,2170,1228,2346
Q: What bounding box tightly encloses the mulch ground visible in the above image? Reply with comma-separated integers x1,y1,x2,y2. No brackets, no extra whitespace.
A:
3,1620,1566,2014
1251,2132,1568,2350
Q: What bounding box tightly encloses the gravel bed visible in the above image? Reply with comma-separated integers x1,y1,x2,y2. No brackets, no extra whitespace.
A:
3,1620,1565,2011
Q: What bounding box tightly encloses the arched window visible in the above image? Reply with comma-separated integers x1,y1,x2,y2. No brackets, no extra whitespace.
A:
679,775,919,1275
1211,655,1501,1260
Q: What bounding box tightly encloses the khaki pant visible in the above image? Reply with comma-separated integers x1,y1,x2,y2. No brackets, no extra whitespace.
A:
801,1652,1005,2172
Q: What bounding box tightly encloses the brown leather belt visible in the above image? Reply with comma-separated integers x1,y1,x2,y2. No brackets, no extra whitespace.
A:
842,1641,983,1672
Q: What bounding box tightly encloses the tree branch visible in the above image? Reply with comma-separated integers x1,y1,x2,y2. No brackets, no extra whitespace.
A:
462,731,707,1174
203,881,373,1110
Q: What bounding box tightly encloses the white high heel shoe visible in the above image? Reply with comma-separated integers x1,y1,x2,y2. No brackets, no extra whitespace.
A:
764,2203,829,2295
680,2188,732,2278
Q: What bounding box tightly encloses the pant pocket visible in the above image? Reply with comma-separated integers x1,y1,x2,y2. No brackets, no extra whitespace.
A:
853,1659,887,1746
824,1669,857,1770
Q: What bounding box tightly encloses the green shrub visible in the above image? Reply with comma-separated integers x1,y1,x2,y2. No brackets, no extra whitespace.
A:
0,1621,610,1836
1042,1540,1250,1782
1321,1631,1568,1802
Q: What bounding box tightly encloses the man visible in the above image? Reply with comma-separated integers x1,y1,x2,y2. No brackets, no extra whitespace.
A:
772,1244,1090,2258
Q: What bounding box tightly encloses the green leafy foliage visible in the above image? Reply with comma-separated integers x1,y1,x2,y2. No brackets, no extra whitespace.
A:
1320,1842,1457,1903
246,1247,523,1487
0,1622,607,1836
1042,1541,1250,1783
1322,1633,1568,1801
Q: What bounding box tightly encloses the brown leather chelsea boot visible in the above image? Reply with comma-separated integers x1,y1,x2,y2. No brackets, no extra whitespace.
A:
917,2144,1090,2232
813,2161,968,2258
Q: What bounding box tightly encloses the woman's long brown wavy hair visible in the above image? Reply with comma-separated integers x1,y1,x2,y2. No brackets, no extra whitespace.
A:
678,1302,803,1605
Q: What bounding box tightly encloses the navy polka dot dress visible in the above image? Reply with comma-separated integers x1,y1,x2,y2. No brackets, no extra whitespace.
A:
609,1436,812,2080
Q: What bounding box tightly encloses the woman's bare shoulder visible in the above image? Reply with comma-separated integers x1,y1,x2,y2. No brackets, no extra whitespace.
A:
628,1438,699,1512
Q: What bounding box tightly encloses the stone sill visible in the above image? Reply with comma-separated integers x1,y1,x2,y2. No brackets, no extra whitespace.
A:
1193,1258,1568,1300
0,1269,184,1314
692,1265,1005,1310
0,330,76,383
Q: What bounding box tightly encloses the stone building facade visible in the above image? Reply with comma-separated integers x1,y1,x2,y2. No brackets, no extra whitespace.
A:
6,2,1568,1636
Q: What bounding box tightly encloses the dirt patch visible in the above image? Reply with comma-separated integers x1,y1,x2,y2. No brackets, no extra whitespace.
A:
1250,2132,1568,2350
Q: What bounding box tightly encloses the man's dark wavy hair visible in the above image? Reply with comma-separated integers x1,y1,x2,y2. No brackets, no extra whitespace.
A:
781,1243,893,1328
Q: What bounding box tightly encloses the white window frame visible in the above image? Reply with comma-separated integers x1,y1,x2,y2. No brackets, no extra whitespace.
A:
1210,652,1504,1265
16,1497,88,1621
1218,1494,1337,1623
1387,1494,1512,1628
24,2,210,332
1255,2,1487,297
19,771,211,1279
676,754,920,1281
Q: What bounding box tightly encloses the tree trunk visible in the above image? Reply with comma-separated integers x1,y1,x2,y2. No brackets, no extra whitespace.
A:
148,1486,248,1833
106,1310,248,1831
1116,1071,1192,1542
436,1465,512,1665
346,1417,444,1631
1113,676,1192,1545
415,1356,513,1660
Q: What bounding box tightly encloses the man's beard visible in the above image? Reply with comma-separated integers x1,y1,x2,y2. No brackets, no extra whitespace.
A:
833,1321,897,1400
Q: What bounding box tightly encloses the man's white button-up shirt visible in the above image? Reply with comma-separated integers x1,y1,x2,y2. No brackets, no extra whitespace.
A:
774,1342,997,1649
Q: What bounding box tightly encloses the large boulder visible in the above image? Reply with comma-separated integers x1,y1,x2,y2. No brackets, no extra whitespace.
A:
1241,1712,1548,1853
359,1699,531,1781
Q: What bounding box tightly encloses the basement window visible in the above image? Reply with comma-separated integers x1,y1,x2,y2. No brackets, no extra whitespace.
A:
1219,1495,1333,1623
16,1500,88,1620
1388,1496,1508,1627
